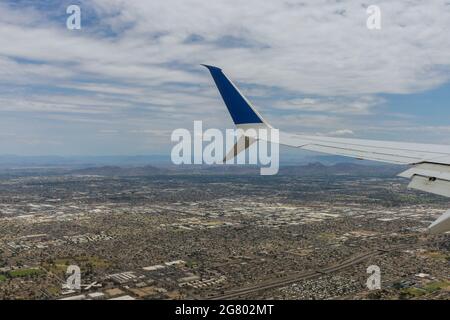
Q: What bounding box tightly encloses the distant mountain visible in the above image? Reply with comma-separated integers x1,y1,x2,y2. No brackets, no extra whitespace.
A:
0,155,171,168
69,165,167,176
194,162,403,176
68,162,404,177
0,154,406,178
0,154,382,169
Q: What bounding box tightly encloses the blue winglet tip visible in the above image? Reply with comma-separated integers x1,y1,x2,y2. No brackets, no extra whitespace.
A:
201,64,222,71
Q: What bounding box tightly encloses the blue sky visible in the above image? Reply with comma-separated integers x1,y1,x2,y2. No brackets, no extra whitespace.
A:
0,0,450,156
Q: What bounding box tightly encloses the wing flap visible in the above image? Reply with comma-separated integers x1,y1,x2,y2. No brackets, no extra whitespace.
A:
407,175,450,198
398,163,450,181
398,163,450,198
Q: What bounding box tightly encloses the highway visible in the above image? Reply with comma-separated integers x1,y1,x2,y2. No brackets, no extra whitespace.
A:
207,244,412,300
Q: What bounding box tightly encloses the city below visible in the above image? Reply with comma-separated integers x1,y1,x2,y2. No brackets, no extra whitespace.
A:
0,161,448,300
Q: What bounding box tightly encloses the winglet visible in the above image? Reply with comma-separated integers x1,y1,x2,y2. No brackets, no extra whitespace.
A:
428,209,450,234
201,64,222,71
202,65,268,126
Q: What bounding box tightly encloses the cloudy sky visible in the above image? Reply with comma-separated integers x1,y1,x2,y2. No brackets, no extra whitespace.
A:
1,0,450,156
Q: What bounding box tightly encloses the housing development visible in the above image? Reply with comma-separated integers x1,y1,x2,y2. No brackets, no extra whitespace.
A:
0,163,448,300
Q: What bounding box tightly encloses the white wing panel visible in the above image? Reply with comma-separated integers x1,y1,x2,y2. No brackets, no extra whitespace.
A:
301,144,417,164
398,164,450,181
278,132,450,165
407,175,450,198
429,210,450,234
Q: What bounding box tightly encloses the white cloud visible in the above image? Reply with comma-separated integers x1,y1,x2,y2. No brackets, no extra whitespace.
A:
0,0,450,154
274,95,385,114
328,129,355,136
1,1,450,94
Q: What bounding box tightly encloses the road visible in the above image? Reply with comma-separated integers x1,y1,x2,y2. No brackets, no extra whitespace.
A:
207,243,413,300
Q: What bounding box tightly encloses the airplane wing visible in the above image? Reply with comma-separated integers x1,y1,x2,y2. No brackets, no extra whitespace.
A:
202,64,450,234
